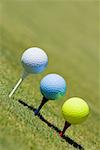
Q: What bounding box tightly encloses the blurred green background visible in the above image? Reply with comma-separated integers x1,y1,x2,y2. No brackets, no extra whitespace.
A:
0,0,99,150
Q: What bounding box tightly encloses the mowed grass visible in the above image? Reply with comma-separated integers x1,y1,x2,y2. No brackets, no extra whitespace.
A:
0,0,99,150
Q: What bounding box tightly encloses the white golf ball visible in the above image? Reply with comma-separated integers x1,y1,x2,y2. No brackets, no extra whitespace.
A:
21,47,48,74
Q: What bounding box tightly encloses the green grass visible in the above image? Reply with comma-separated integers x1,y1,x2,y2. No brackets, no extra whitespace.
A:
0,0,99,150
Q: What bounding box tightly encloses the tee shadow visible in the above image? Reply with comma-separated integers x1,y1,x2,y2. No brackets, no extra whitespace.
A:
18,99,84,150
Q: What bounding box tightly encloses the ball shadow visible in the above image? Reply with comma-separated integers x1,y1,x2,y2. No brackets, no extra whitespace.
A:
18,99,84,150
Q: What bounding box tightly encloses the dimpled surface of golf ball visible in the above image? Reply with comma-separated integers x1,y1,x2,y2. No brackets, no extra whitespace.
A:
21,47,48,74
40,74,67,100
62,97,89,124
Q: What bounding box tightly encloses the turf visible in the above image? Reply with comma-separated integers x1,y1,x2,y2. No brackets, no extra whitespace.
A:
0,0,100,150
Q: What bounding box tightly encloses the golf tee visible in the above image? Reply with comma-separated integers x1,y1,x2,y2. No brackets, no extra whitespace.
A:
9,70,28,98
9,78,23,98
34,97,48,115
60,121,71,137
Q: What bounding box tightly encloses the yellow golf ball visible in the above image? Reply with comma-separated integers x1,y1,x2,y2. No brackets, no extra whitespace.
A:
62,97,89,124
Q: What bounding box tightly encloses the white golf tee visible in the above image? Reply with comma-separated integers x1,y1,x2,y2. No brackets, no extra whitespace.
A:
9,71,28,98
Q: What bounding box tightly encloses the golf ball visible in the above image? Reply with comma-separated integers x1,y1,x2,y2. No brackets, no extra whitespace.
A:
21,47,48,74
40,74,67,100
62,97,89,124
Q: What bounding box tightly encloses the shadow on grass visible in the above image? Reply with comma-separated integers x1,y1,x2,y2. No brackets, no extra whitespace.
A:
18,99,84,150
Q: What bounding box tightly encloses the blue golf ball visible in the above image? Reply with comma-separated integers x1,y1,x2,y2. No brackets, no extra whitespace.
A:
40,74,67,100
